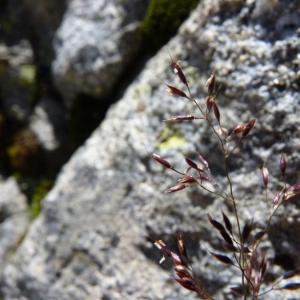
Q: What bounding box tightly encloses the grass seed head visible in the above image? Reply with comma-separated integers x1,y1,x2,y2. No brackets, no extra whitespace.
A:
242,119,256,138
206,69,216,95
151,153,172,169
164,184,187,193
262,166,269,187
280,152,287,175
166,85,189,99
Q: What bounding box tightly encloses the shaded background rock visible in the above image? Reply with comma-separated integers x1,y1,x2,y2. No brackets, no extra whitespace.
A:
0,0,70,182
0,177,29,274
52,0,150,106
0,0,197,195
1,0,300,299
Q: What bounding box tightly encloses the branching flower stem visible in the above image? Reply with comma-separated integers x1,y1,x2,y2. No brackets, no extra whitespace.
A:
152,58,300,299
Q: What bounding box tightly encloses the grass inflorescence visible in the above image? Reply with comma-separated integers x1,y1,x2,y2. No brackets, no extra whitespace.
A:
150,51,300,299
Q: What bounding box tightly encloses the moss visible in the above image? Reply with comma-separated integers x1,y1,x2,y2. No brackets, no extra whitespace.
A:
156,126,187,150
10,174,53,219
6,128,42,176
93,86,103,96
141,0,199,53
19,64,36,85
17,64,38,107
29,179,53,219
0,112,4,139
1,12,17,34
0,61,8,75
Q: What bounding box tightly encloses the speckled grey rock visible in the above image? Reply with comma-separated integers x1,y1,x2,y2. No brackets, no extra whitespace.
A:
29,97,66,151
0,177,29,274
52,0,149,106
2,0,300,299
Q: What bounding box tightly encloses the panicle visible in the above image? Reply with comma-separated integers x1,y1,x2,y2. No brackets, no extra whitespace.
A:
229,123,247,138
206,69,216,95
167,85,189,99
213,103,221,124
178,176,198,184
167,49,189,88
273,191,281,206
242,221,253,243
245,263,252,280
198,154,209,169
184,156,204,172
154,240,172,259
164,184,187,194
206,95,215,113
280,152,287,175
222,210,232,235
199,174,210,181
262,165,269,187
242,119,256,138
174,277,197,292
165,115,201,121
178,235,187,258
283,183,300,201
258,254,267,277
151,153,172,169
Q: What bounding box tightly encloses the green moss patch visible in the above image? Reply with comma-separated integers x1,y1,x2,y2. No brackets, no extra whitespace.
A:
6,128,42,176
141,0,199,53
29,179,53,219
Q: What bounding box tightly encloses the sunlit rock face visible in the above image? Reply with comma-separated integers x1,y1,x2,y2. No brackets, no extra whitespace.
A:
1,1,300,299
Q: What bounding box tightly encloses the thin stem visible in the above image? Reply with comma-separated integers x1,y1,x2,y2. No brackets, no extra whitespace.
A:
224,155,248,298
187,92,227,156
251,192,284,255
265,188,271,214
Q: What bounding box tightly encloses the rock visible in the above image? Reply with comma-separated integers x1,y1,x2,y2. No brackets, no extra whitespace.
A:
29,97,66,151
29,96,69,174
0,177,29,274
2,0,300,299
52,0,150,107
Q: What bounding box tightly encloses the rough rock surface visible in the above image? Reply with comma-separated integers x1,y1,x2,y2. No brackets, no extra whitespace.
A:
52,0,150,106
29,97,66,151
0,178,29,274
2,0,300,299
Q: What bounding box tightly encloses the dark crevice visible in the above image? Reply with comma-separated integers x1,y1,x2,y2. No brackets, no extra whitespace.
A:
274,254,295,271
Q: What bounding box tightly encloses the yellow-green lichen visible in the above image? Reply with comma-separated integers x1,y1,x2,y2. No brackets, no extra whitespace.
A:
156,126,187,150
185,66,201,86
132,84,151,99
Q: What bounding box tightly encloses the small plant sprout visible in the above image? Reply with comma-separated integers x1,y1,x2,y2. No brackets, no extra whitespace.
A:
149,51,300,299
